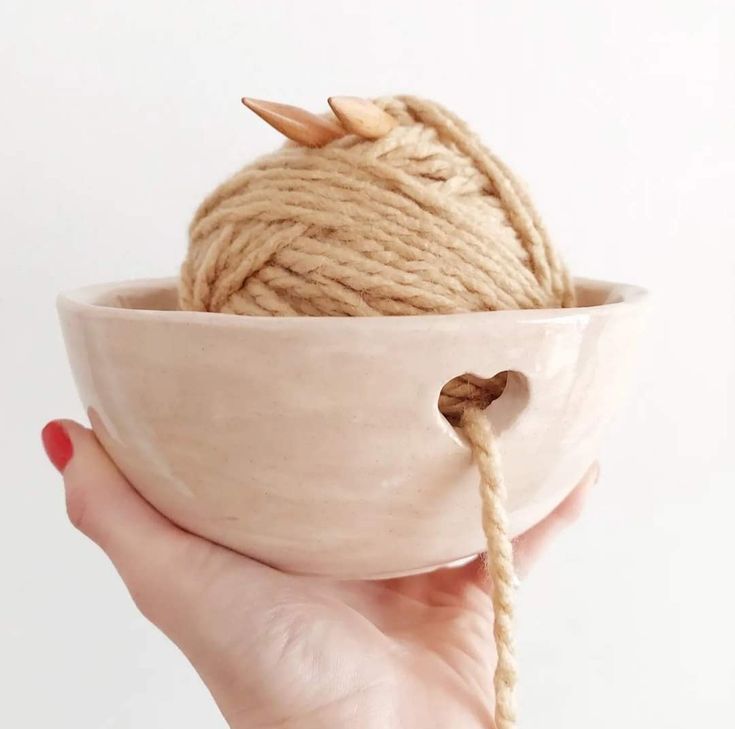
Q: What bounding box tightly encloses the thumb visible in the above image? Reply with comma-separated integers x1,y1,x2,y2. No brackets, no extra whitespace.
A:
512,462,599,578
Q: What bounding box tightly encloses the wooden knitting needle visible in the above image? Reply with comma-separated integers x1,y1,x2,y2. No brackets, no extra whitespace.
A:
328,96,398,139
241,97,346,147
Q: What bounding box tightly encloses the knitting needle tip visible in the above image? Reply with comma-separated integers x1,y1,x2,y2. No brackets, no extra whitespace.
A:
327,96,398,139
241,97,345,147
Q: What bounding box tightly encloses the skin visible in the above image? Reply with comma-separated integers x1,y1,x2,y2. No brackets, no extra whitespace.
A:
48,420,597,729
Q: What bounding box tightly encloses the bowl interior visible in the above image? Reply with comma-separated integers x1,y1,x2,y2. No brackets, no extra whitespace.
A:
85,277,629,314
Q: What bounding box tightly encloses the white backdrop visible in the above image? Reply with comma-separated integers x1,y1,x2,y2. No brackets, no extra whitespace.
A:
1,1,733,727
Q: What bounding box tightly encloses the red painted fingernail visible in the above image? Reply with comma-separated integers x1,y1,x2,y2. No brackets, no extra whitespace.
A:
41,421,73,473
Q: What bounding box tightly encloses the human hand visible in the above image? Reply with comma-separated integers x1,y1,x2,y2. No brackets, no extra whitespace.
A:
42,419,596,729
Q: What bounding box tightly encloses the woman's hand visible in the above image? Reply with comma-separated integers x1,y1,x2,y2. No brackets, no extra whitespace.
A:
42,419,596,729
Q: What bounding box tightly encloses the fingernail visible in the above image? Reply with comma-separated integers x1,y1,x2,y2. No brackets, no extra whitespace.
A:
41,421,73,473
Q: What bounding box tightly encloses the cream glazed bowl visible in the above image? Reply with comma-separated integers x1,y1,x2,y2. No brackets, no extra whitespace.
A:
58,277,647,579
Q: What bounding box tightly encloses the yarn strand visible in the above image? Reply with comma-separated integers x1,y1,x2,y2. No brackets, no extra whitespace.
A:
461,407,518,729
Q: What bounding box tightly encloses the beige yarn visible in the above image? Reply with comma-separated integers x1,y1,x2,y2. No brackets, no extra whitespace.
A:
180,95,574,729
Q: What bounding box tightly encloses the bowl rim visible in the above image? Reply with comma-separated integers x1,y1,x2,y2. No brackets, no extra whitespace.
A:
58,276,649,329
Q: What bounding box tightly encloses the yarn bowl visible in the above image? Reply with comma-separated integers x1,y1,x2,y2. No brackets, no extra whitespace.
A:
58,276,647,579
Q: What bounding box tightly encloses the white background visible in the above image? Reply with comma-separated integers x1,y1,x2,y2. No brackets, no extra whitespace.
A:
1,1,733,727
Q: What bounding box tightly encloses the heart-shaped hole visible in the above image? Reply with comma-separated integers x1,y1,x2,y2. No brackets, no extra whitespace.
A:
438,370,529,431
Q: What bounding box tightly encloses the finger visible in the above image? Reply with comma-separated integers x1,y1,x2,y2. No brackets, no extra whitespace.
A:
512,462,599,578
43,419,189,566
41,418,242,630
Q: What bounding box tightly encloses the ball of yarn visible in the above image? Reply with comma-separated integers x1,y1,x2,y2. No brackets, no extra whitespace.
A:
181,95,573,317
179,96,576,729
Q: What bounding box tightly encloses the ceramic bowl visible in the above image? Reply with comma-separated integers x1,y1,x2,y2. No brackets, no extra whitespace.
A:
58,277,647,578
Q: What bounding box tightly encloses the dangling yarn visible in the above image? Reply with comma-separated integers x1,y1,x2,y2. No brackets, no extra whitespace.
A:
180,95,575,729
